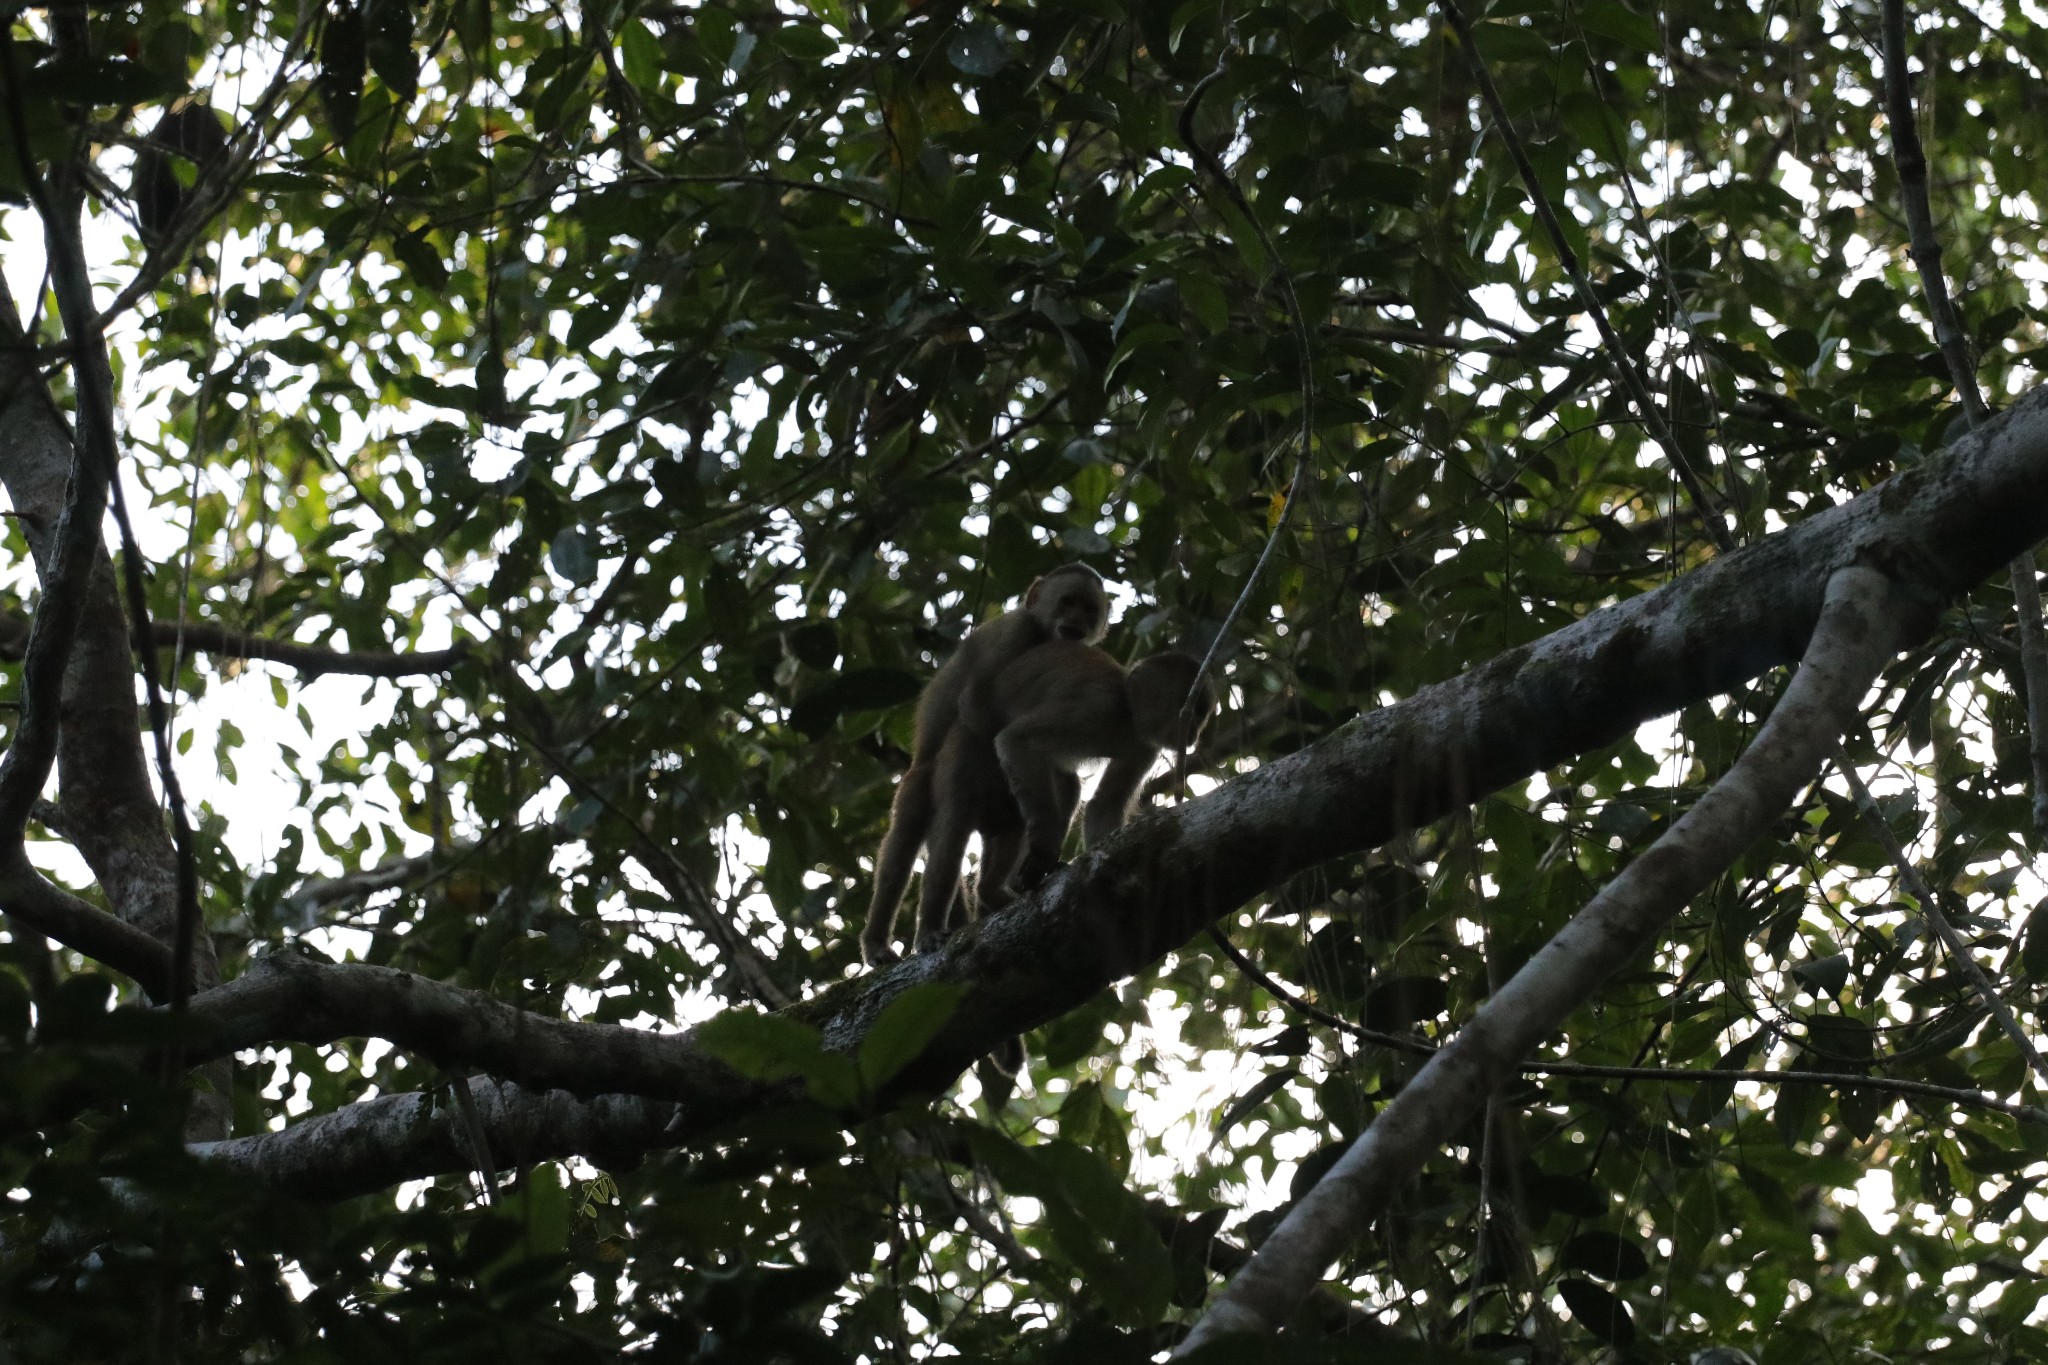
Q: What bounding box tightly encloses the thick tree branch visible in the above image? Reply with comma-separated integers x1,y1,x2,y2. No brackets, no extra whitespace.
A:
182,952,761,1107
0,848,172,995
0,295,200,978
188,1078,680,1201
0,611,466,679
0,41,119,845
1178,566,1906,1349
283,850,442,917
181,383,2048,1196
0,195,230,1132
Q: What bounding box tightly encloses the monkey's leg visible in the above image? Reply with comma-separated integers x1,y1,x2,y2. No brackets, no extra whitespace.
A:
977,828,1026,913
994,726,1079,887
862,763,934,965
913,810,974,955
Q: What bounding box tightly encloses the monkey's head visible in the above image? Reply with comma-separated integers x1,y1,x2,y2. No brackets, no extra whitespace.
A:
1128,652,1215,752
1024,563,1109,644
133,100,229,248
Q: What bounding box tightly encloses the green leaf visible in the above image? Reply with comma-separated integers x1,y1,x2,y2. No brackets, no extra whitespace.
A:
945,22,1010,77
1576,0,1660,54
1177,271,1229,334
366,0,418,102
1772,327,1821,370
2022,900,2048,983
620,19,663,91
856,983,963,1088
1561,1230,1651,1281
318,2,368,140
1558,1278,1636,1348
773,23,840,62
548,528,600,584
697,1011,858,1106
788,667,925,736
389,229,448,291
1792,952,1852,999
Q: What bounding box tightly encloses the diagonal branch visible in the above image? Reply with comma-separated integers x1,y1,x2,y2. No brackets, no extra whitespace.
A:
1177,566,1907,1349
0,602,471,679
1835,759,2048,1086
1878,0,2048,846
177,385,2048,1198
188,1078,680,1202
1208,924,2048,1126
1437,0,1733,551
283,849,444,918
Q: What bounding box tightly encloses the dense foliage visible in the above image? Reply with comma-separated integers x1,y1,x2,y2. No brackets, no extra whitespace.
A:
5,0,2048,1359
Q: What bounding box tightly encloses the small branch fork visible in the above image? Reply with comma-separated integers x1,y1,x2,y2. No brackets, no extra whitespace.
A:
1178,566,1908,1350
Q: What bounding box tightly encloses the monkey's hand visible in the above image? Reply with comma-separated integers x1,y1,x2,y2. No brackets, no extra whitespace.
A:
1015,849,1062,890
860,933,901,968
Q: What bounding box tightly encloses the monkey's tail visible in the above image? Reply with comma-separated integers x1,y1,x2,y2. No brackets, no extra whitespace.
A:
862,765,933,962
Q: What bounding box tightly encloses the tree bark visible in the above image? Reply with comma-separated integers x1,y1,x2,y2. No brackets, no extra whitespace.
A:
1177,565,1906,1349
167,381,2048,1195
0,294,228,1138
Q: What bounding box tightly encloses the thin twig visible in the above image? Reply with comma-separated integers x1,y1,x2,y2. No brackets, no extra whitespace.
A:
1878,0,2048,844
450,1075,503,1205
1208,925,2048,1124
146,619,469,678
1437,0,1732,552
1175,20,1318,703
1833,760,2048,1088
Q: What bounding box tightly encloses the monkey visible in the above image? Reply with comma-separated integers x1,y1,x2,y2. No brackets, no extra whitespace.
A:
874,642,1212,1084
860,563,1108,965
132,99,229,249
903,723,1078,952
984,642,1215,891
897,644,1212,957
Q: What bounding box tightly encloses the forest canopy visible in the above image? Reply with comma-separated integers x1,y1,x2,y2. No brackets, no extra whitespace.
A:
3,0,2048,1361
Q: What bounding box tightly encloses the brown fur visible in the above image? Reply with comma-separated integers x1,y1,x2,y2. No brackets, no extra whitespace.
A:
986,643,1214,888
860,564,1108,965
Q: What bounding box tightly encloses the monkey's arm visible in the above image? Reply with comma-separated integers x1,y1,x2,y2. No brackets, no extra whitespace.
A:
1082,746,1158,848
996,723,1086,886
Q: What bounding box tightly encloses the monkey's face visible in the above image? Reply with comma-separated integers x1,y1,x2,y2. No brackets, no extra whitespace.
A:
1028,568,1109,644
